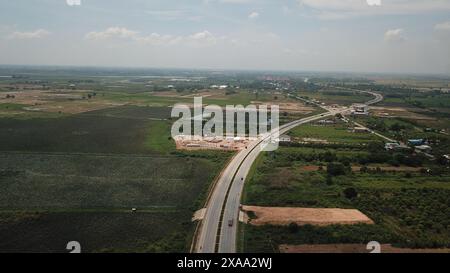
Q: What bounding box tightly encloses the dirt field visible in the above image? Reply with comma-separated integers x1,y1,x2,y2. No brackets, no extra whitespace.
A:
0,90,120,114
174,135,253,151
279,244,450,253
371,106,436,121
251,101,315,114
242,206,374,226
181,91,220,98
192,208,206,221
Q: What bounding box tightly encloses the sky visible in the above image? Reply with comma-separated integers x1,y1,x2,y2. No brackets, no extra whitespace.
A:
0,0,450,74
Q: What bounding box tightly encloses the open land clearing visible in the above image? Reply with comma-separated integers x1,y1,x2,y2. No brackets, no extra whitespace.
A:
251,101,315,114
242,206,373,226
0,90,122,114
370,106,436,121
175,135,253,151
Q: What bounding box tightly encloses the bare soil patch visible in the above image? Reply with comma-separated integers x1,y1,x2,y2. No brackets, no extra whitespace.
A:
181,90,224,98
174,135,253,151
252,101,315,114
0,90,122,114
192,208,206,221
371,106,435,121
242,206,374,226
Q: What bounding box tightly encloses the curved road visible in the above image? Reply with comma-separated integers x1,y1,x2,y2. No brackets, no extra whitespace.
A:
194,90,383,253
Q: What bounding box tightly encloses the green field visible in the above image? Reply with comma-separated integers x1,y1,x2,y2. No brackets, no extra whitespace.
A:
297,90,373,106
98,89,278,107
0,211,193,253
0,105,231,252
0,106,175,154
354,115,450,155
289,123,379,144
0,153,223,209
241,123,450,252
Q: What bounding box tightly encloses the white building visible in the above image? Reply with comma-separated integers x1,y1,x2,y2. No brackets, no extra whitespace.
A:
352,104,369,115
415,145,432,153
278,135,291,142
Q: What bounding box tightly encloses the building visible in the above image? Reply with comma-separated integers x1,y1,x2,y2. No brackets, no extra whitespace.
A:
443,155,450,164
408,139,424,146
353,127,369,133
317,119,335,125
351,104,369,115
278,135,291,142
385,142,410,151
385,142,400,151
186,143,201,148
415,145,432,153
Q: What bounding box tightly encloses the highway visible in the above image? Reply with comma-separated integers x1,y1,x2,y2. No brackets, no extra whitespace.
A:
194,90,383,253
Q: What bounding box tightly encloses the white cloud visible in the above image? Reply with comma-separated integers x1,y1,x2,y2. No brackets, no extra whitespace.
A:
85,27,226,48
366,0,382,7
298,0,450,20
220,0,253,3
85,27,138,40
384,28,405,42
248,11,259,19
435,21,450,31
8,29,51,39
282,6,292,15
187,30,221,47
135,33,182,46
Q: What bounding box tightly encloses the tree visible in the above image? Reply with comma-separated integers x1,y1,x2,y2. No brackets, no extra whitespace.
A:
327,162,347,176
326,175,333,185
322,151,337,162
368,142,385,153
343,188,358,199
437,155,449,166
288,222,299,233
390,123,405,132
360,166,368,173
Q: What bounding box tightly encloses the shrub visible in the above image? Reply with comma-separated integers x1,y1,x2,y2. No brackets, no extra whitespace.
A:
327,162,347,176
343,188,358,199
288,222,299,233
